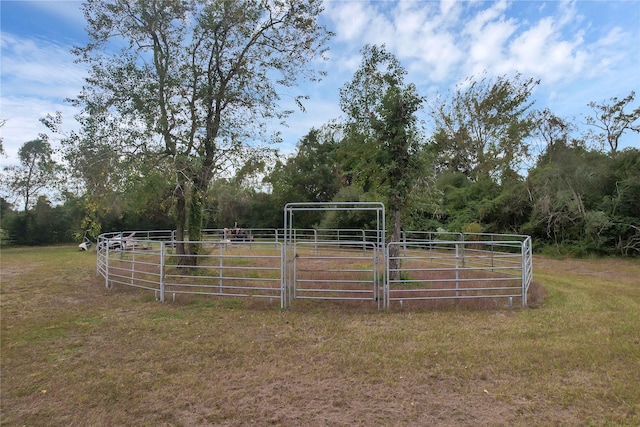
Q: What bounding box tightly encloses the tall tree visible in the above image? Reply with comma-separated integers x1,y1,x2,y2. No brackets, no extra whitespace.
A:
2,139,59,212
339,44,425,279
72,0,331,264
429,73,539,182
534,108,578,162
267,126,345,227
584,91,640,153
269,129,340,228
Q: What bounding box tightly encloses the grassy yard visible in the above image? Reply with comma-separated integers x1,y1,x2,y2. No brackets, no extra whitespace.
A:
1,245,639,426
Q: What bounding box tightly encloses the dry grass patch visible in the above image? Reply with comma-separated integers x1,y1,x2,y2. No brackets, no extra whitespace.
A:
1,246,639,426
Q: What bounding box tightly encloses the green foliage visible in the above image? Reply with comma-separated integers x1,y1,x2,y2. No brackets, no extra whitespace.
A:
461,222,482,234
479,180,532,233
266,126,344,228
206,179,256,229
2,139,60,212
429,72,539,181
4,196,80,245
70,0,332,263
319,186,379,230
338,44,426,254
434,172,494,231
584,91,640,153
524,145,640,255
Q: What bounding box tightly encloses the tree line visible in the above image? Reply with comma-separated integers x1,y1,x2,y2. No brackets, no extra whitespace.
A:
1,0,638,258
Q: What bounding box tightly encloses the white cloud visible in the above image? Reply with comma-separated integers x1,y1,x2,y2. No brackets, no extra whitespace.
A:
451,1,628,86
439,0,460,19
0,96,79,166
1,32,86,166
463,11,517,77
503,16,587,83
556,0,581,28
2,0,639,167
29,0,87,27
319,0,637,134
1,33,85,99
465,0,510,35
593,26,627,48
324,1,373,42
390,1,462,81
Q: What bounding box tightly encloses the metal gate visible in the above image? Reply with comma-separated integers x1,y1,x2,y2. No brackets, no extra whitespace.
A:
293,241,382,308
283,202,386,308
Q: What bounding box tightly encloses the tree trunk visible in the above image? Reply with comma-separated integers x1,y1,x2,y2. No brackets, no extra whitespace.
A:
388,208,402,281
186,186,204,262
174,183,197,267
174,168,211,267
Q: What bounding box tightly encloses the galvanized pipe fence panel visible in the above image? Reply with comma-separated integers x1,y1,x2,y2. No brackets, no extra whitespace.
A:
293,241,382,309
202,228,383,247
283,202,386,309
522,237,533,306
96,234,284,306
386,240,531,308
161,241,284,306
98,237,164,297
96,224,533,310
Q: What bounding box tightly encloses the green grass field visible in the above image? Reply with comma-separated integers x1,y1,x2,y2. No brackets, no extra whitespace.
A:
1,245,639,426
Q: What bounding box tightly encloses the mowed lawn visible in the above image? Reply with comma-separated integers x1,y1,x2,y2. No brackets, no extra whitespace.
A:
1,245,638,426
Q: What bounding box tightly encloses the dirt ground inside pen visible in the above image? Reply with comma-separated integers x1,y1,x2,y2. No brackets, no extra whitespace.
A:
2,247,639,426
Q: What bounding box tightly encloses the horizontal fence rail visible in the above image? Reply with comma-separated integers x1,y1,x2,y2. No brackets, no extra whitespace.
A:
387,239,531,308
97,233,284,307
201,228,384,247
293,241,381,309
163,241,283,305
96,229,533,310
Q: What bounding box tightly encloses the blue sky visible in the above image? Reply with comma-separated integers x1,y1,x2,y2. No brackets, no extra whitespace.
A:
1,0,639,168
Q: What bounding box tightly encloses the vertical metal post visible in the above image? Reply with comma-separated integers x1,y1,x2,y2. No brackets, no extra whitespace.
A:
314,228,318,255
283,206,291,308
404,230,409,256
159,241,165,303
455,242,460,297
119,232,125,260
219,241,224,294
289,209,295,308
130,246,135,285
282,210,287,308
384,243,389,309
105,243,110,289
521,240,527,307
491,242,495,272
374,244,379,309
381,205,387,309
280,243,285,309
96,238,101,277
